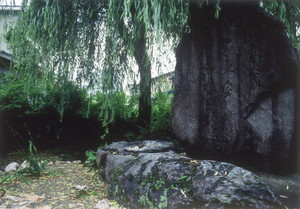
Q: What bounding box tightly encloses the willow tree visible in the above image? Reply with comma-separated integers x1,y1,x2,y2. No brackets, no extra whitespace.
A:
261,0,300,49
8,0,189,126
7,0,299,125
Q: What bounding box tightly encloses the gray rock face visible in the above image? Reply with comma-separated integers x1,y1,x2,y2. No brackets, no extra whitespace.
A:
173,3,299,169
97,141,283,208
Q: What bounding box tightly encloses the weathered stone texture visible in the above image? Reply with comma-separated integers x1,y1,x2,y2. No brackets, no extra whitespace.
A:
172,3,299,167
97,141,283,209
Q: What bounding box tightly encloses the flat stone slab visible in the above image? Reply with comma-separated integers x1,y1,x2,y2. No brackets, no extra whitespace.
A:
97,140,283,208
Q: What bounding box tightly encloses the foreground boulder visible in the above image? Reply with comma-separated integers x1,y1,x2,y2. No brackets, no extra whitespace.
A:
173,2,299,171
97,141,283,208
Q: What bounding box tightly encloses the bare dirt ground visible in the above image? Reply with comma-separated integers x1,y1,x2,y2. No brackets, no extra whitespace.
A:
0,150,123,209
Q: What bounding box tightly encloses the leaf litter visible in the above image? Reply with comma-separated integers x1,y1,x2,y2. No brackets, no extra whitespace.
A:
0,156,123,209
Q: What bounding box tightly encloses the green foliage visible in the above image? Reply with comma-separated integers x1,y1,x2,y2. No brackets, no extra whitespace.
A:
0,72,104,149
151,92,173,135
5,0,299,127
138,193,156,209
85,150,97,169
0,73,29,111
40,81,89,121
215,0,221,19
141,175,165,190
158,188,169,209
138,174,173,209
136,168,199,208
90,91,140,127
261,0,300,49
7,0,191,125
101,91,173,140
95,92,129,123
19,141,46,177
0,141,46,185
0,73,88,118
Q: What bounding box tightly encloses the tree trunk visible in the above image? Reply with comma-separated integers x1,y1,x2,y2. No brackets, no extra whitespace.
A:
134,26,151,126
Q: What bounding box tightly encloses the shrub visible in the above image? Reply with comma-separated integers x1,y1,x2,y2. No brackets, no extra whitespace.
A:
0,73,30,112
93,92,138,123
151,92,173,135
0,73,103,151
85,150,97,170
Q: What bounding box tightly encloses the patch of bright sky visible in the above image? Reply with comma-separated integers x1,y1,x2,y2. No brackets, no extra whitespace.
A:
0,0,22,6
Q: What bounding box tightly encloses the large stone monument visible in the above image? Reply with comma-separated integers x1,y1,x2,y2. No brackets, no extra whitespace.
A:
172,2,299,171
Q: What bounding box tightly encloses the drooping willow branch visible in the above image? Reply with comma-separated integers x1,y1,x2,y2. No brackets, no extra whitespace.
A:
6,0,299,123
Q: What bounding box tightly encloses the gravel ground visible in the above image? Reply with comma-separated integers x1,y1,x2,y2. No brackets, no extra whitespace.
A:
0,151,123,209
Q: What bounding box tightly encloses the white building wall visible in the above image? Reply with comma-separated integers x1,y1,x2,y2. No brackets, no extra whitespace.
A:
0,14,19,53
0,0,22,54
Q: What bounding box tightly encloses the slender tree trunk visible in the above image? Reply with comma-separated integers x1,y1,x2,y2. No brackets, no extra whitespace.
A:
134,26,151,126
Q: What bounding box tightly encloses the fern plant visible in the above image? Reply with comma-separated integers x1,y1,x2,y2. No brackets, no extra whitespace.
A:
85,150,97,170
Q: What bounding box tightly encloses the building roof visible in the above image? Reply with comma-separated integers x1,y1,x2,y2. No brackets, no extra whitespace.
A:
0,5,21,10
0,50,12,60
0,0,22,11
